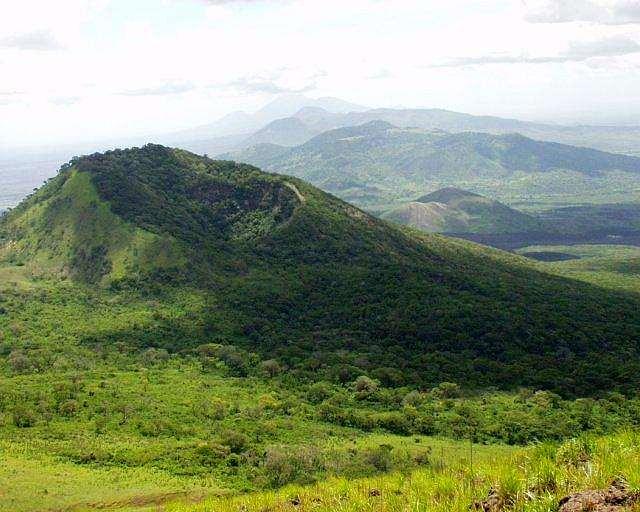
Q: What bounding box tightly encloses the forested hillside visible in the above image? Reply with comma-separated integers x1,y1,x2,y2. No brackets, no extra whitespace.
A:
223,122,640,208
2,144,640,394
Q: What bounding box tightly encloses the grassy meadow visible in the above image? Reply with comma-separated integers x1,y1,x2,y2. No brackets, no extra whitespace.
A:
167,432,640,512
517,244,640,293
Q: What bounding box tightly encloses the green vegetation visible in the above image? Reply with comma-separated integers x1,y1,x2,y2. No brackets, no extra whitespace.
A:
534,203,640,233
3,145,640,510
168,432,640,512
518,244,640,293
222,121,640,209
382,187,542,234
4,145,640,394
4,347,640,510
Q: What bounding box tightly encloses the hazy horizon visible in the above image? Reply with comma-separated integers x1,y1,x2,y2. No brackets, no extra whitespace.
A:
2,0,640,150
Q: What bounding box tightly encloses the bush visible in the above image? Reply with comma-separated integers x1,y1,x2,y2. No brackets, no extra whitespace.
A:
8,350,31,374
432,382,461,399
12,405,36,427
220,430,249,454
260,359,282,377
374,411,413,435
353,376,378,399
140,348,170,366
197,398,228,420
137,417,179,437
195,442,230,466
556,437,594,466
58,399,79,417
403,390,424,407
363,444,394,472
258,393,280,411
306,382,334,404
262,446,321,487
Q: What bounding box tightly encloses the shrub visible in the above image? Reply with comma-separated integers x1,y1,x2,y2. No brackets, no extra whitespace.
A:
140,348,170,366
220,430,249,454
374,411,413,435
403,390,424,407
306,382,334,404
198,398,228,420
58,399,79,417
8,350,31,374
432,382,461,399
363,444,394,472
260,359,282,377
195,442,230,466
258,393,280,411
262,446,321,487
12,405,36,427
137,417,179,437
353,375,378,395
556,437,594,466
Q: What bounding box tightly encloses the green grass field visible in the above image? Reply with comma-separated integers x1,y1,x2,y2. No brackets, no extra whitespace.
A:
517,244,640,293
166,432,640,512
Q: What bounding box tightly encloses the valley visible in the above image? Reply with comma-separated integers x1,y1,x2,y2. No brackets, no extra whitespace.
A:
2,143,640,511
3,102,640,512
6,0,640,509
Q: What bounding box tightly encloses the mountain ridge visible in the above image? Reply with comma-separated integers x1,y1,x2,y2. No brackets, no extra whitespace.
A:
223,123,640,208
204,104,640,157
166,94,367,143
382,187,542,234
3,144,640,394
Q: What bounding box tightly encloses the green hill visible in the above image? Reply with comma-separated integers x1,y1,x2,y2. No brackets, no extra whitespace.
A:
242,117,318,147
2,144,640,394
228,106,640,156
222,122,640,208
382,187,542,234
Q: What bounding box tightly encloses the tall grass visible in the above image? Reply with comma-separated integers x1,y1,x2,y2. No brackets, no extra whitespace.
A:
168,432,640,512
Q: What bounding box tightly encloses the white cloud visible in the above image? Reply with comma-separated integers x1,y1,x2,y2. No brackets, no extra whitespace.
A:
0,30,64,51
117,83,197,96
434,36,640,66
525,0,640,24
50,96,82,106
2,0,640,147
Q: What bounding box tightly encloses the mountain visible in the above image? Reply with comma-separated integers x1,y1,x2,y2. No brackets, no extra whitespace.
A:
227,107,640,156
253,94,367,123
223,122,640,208
242,117,318,147
165,94,367,143
382,187,542,234
3,144,640,394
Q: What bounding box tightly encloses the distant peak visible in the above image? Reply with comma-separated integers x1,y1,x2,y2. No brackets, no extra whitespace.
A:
361,120,396,129
417,187,483,203
295,106,330,117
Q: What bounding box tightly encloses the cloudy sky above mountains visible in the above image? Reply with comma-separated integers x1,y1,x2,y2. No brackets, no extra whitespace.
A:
1,0,640,147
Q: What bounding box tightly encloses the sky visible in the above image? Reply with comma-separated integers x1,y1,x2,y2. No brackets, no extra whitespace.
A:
1,0,640,148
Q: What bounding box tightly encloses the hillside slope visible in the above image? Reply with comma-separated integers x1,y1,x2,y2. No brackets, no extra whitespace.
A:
242,117,317,147
223,122,640,208
383,187,542,234
223,106,640,156
2,144,640,394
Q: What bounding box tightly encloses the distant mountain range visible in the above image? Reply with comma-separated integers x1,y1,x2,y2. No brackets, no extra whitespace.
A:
188,98,640,158
166,94,368,144
5,94,640,212
222,121,640,208
382,187,542,234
